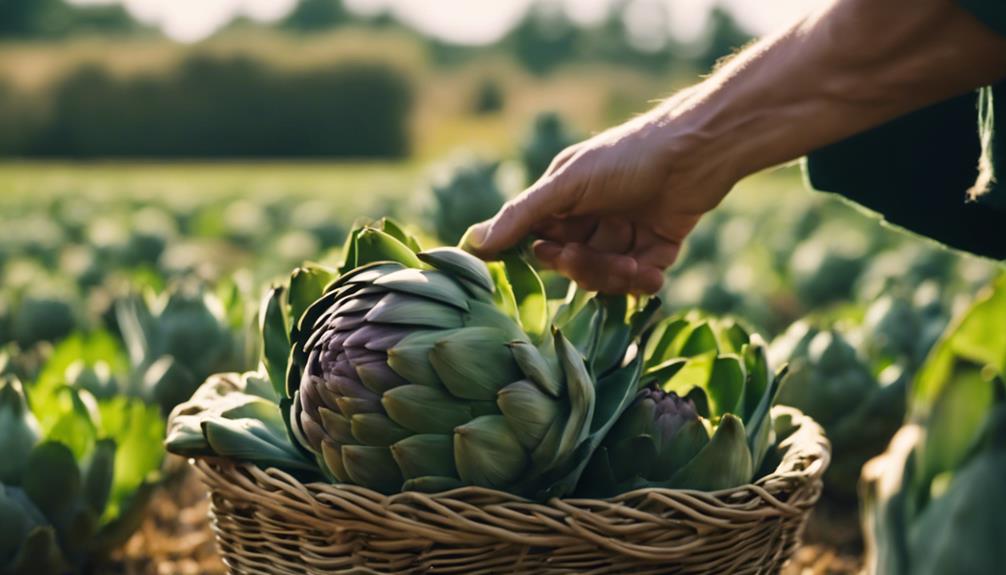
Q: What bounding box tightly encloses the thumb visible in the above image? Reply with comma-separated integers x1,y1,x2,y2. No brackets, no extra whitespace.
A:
462,176,574,258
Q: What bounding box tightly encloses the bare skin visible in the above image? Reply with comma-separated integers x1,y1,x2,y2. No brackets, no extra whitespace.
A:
463,0,1006,295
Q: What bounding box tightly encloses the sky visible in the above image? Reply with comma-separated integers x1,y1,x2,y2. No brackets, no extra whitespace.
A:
71,0,830,45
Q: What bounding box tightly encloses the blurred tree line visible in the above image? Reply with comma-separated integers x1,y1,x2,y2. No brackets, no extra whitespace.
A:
1,0,752,75
0,0,752,158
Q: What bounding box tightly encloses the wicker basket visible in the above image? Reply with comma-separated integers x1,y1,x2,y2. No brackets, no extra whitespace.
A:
194,407,829,575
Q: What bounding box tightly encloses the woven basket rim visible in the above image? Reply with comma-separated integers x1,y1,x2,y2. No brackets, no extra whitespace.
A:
195,405,829,507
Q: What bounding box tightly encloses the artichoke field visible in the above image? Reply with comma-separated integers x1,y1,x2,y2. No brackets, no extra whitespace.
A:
0,373,163,575
770,288,952,499
861,274,1006,575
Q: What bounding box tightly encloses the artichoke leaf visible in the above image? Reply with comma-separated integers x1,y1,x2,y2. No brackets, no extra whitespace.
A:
501,252,548,342
259,285,291,398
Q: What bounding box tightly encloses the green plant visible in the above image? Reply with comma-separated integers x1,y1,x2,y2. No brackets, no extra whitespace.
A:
520,111,577,183
862,274,1006,575
0,373,164,575
425,157,507,245
771,321,906,498
578,313,782,496
168,218,658,499
116,281,252,413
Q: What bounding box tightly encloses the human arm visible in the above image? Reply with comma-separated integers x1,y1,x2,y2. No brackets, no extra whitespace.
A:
464,0,1006,294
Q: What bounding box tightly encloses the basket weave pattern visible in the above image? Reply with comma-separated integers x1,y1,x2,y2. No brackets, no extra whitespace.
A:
195,409,829,575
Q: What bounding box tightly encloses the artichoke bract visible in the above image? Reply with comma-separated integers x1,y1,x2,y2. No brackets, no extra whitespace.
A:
862,274,1006,575
256,219,654,497
579,312,783,496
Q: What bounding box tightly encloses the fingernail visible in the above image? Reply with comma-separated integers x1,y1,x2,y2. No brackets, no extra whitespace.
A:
461,221,489,250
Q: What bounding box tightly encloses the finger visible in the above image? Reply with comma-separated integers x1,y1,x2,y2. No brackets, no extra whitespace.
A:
631,241,682,271
463,173,580,258
534,215,597,244
543,144,580,176
553,244,637,294
585,218,635,255
532,240,563,265
630,265,665,295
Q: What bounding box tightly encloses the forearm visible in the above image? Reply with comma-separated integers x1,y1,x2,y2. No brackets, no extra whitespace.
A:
657,0,1006,184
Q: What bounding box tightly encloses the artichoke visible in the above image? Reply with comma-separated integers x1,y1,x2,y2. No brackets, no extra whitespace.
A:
10,296,78,349
0,378,40,485
771,321,906,498
116,281,251,412
860,286,949,370
283,221,651,495
862,274,1006,575
579,313,784,496
788,227,869,307
0,483,64,575
520,111,577,183
0,373,164,575
425,157,506,245
170,219,656,499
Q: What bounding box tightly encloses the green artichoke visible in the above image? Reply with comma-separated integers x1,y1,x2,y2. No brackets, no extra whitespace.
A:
861,287,948,370
579,313,783,496
0,378,40,485
169,218,655,499
0,372,164,575
862,274,1006,575
425,157,506,245
281,221,651,495
116,281,251,412
771,321,906,498
0,484,64,575
10,296,78,349
788,227,869,307
520,111,577,183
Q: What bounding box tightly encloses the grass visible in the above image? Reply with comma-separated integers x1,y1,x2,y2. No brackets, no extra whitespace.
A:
0,161,422,211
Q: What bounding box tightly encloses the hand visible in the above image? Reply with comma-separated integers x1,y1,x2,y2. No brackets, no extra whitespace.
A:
463,102,737,295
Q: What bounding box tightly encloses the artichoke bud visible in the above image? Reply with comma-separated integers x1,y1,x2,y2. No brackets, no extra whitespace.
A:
283,224,644,495
497,380,561,449
0,377,41,485
809,330,857,373
453,415,528,489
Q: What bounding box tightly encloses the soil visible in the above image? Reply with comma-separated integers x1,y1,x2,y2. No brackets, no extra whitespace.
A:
105,472,865,575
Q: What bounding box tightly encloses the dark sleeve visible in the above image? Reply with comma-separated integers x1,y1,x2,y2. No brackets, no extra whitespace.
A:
805,92,1006,260
959,0,1006,37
